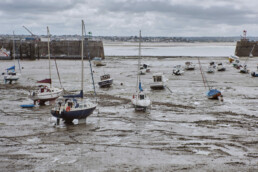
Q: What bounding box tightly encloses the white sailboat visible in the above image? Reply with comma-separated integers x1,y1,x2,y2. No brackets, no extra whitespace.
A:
3,32,21,84
51,20,97,123
29,27,63,105
131,30,151,112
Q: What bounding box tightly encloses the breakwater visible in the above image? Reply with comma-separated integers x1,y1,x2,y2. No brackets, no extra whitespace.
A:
0,39,105,60
235,39,258,57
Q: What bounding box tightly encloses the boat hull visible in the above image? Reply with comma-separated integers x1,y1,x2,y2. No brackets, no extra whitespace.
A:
51,106,96,121
29,88,63,104
131,98,151,111
98,79,113,87
207,89,222,99
150,84,165,90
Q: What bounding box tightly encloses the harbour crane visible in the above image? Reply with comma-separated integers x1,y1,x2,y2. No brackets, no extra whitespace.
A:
22,26,40,41
22,26,36,36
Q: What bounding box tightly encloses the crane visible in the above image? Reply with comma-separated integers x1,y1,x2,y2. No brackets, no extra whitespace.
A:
22,26,36,36
22,26,40,41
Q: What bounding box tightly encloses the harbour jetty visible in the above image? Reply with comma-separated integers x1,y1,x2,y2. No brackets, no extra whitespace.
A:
0,39,105,60
235,30,258,57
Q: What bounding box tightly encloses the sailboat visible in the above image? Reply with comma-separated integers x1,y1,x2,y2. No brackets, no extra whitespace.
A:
131,30,151,112
198,58,222,100
51,20,97,123
3,32,21,84
29,27,63,105
240,45,255,74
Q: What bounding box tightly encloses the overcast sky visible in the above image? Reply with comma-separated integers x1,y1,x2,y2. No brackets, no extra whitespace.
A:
1,0,258,36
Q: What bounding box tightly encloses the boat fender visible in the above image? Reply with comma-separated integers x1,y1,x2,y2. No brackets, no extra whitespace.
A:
66,106,71,112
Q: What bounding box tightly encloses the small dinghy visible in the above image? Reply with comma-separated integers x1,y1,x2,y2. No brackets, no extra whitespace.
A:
217,63,226,71
98,74,113,88
20,104,35,108
239,65,249,74
93,57,106,66
185,62,195,70
172,65,184,75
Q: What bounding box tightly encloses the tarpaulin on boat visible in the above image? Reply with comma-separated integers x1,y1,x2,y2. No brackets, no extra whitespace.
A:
63,90,83,98
37,78,51,84
7,65,15,71
207,89,221,97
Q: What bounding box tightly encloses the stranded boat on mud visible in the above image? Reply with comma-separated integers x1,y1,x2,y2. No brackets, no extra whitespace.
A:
131,30,151,112
172,65,184,75
93,57,106,66
51,20,97,124
185,62,195,70
217,63,226,71
29,27,63,105
98,74,113,88
2,33,21,84
150,73,167,90
198,58,223,100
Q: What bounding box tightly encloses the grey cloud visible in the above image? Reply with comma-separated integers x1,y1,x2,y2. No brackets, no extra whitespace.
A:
0,0,258,36
100,0,256,25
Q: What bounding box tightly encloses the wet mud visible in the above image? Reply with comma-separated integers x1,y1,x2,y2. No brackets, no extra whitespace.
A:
0,57,257,171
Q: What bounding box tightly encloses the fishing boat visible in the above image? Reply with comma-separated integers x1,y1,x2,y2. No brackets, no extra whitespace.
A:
51,20,97,123
150,73,166,90
98,74,113,87
217,62,226,71
2,32,21,84
93,57,106,66
29,27,62,105
198,58,222,100
172,65,184,75
131,30,151,111
185,62,195,70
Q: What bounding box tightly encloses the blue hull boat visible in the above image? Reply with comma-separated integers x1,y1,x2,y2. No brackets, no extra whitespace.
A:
20,104,35,108
207,89,221,99
51,106,96,121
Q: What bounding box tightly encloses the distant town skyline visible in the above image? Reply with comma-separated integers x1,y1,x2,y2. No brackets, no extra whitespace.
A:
1,0,258,37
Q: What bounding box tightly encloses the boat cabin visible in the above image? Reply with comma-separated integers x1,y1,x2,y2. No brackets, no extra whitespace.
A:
153,74,163,82
100,74,110,81
38,85,51,93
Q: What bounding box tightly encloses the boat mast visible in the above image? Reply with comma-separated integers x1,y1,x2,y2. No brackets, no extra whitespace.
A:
244,44,255,66
81,20,84,98
198,57,210,90
12,31,15,61
47,27,52,88
83,22,97,98
136,30,141,92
